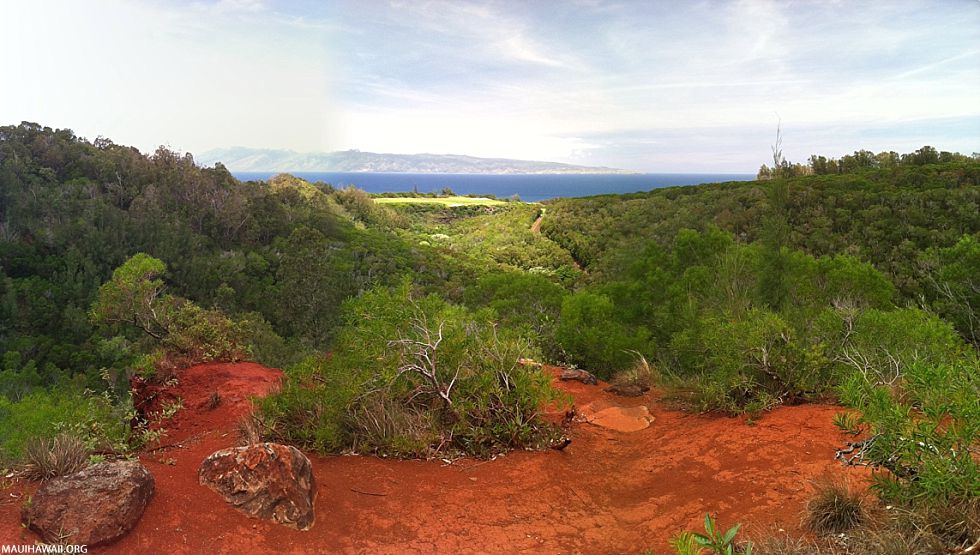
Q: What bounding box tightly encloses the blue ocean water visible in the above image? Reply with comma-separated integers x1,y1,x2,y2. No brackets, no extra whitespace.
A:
234,172,755,202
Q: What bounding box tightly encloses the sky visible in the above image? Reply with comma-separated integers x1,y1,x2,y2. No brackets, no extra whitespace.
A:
1,0,978,172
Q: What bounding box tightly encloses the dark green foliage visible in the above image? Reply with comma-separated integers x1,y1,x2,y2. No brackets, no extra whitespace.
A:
464,271,567,361
542,163,980,299
556,291,651,378
922,235,980,345
554,226,898,412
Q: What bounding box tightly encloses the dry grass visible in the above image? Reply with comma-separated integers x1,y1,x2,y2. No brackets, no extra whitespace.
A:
609,351,657,391
205,391,222,410
803,477,869,535
346,390,441,458
755,494,980,555
237,413,264,446
22,434,89,481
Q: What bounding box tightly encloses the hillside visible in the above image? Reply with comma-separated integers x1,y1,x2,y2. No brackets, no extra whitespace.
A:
196,147,633,174
1,123,978,553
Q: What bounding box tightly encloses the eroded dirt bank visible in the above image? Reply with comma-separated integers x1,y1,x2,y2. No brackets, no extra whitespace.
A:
1,362,861,554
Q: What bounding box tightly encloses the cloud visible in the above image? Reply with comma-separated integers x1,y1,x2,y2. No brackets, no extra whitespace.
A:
1,0,976,171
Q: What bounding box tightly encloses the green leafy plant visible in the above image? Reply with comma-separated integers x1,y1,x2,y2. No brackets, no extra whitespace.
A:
671,514,752,555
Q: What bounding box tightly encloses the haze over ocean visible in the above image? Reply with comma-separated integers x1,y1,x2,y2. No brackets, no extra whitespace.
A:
233,172,755,202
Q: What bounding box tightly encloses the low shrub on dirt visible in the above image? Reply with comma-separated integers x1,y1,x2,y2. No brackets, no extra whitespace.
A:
803,477,868,535
669,308,833,415
22,433,89,480
837,355,979,501
257,282,565,458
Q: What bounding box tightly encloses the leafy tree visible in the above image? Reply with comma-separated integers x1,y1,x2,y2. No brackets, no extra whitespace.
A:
90,253,170,340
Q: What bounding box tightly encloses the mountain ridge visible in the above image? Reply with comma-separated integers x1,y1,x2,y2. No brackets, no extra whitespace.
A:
197,147,635,174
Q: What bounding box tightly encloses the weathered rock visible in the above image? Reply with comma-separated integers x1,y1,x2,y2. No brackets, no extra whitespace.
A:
22,461,154,546
605,383,650,397
588,405,655,432
578,400,656,433
199,442,316,530
559,368,597,385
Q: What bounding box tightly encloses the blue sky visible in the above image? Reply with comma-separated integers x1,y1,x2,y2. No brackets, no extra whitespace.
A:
1,0,978,171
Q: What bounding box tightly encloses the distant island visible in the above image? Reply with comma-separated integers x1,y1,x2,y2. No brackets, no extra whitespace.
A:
196,147,634,174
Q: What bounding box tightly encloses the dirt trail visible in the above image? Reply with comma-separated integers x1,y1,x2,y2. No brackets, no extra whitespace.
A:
1,362,862,554
530,213,544,234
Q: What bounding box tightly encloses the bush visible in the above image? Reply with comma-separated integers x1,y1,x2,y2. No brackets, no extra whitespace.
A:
22,433,89,480
839,358,980,502
670,309,831,414
556,291,652,378
258,283,564,457
836,310,979,503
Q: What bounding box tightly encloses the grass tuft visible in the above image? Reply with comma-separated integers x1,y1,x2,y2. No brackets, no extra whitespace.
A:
22,433,89,481
803,477,868,535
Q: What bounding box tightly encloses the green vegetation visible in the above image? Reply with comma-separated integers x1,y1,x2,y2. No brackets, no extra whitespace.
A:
670,514,752,555
256,283,564,457
374,195,508,207
1,123,977,550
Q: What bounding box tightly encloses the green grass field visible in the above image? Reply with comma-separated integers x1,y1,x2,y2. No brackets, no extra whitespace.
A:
373,196,508,207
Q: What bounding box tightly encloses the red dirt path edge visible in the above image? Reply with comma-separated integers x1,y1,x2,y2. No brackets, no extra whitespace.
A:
1,361,865,554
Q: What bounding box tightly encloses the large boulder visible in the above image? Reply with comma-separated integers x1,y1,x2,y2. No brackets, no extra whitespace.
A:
22,461,154,546
199,442,316,530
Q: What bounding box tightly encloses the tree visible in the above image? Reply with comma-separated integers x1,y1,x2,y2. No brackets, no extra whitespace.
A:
90,253,171,340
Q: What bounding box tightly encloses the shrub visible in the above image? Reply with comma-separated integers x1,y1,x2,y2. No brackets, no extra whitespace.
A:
803,477,868,534
556,291,652,378
258,283,564,457
837,316,979,504
670,309,831,414
91,254,252,378
610,351,657,391
22,433,88,480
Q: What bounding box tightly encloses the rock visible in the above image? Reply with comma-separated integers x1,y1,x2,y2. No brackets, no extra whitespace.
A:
578,401,656,433
559,368,597,385
22,461,154,546
605,383,650,397
199,442,316,530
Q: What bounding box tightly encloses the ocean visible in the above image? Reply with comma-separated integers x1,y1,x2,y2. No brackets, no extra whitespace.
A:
233,172,755,203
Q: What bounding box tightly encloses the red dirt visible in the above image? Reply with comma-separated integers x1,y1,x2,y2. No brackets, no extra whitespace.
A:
530,214,544,234
1,362,865,553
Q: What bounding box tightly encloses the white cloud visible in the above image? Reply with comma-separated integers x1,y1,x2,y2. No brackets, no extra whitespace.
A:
1,0,976,171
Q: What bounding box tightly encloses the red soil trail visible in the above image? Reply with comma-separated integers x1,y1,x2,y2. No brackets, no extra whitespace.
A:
1,362,863,554
530,213,544,234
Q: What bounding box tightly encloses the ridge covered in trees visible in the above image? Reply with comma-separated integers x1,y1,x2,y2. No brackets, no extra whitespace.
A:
1,122,978,550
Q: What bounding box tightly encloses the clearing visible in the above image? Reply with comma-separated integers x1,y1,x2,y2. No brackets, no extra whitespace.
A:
373,196,508,207
0,362,862,554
